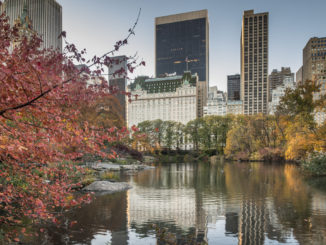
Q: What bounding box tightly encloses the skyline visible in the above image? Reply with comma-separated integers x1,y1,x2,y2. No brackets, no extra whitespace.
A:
57,0,326,91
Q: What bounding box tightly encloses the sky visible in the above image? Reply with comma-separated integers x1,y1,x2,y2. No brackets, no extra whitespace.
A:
57,0,326,92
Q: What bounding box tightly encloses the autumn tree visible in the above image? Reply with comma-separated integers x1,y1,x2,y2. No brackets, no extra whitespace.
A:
0,10,143,242
277,80,326,160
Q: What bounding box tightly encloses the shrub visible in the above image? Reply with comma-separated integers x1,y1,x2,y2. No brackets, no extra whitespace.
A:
302,152,326,176
258,147,285,162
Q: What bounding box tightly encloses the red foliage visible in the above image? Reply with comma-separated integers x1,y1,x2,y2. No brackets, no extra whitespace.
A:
0,11,143,241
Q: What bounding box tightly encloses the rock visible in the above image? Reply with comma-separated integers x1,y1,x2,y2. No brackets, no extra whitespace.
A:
120,165,155,171
89,162,155,172
90,163,121,171
83,181,131,194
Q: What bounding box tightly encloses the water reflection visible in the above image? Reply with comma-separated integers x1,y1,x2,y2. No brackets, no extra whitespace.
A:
33,161,326,245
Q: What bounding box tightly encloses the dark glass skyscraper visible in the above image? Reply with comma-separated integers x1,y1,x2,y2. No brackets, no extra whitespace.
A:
227,74,241,101
155,10,209,117
155,10,209,82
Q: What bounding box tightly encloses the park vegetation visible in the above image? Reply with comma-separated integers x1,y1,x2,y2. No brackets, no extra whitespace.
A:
132,80,326,175
0,10,143,242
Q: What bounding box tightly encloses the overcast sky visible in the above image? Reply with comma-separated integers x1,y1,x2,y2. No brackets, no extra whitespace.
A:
57,0,326,91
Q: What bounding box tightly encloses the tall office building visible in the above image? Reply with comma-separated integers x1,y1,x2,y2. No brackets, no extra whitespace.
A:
268,67,294,101
303,37,326,83
241,10,269,114
108,56,128,123
227,74,241,101
1,0,62,51
155,10,209,117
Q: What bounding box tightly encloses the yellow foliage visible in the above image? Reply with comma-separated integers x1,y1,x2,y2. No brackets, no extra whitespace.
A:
285,133,314,160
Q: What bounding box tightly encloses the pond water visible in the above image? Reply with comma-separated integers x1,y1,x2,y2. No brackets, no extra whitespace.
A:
32,161,326,245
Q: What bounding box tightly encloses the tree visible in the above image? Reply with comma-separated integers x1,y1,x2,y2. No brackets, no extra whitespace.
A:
0,10,143,241
163,121,176,150
277,80,326,160
277,80,323,127
185,118,201,151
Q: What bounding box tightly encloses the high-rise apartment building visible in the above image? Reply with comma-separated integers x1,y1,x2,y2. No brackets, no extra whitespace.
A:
1,0,62,51
268,67,294,101
108,56,128,123
303,37,326,83
227,74,241,101
302,37,326,124
240,10,269,114
155,10,209,117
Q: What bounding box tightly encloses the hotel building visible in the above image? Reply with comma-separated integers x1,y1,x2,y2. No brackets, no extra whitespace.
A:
127,71,198,127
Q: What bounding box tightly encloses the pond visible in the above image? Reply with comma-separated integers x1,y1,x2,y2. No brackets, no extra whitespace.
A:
31,161,326,244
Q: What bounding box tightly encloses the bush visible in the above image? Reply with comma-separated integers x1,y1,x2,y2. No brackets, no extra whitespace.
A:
235,151,250,161
258,147,285,162
302,152,326,176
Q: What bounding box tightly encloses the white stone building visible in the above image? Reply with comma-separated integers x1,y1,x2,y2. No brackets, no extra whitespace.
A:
203,86,227,116
127,72,198,127
269,76,296,115
227,100,243,115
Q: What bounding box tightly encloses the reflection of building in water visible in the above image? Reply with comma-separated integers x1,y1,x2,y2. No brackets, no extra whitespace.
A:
128,187,197,228
225,212,239,236
127,164,209,243
238,200,266,245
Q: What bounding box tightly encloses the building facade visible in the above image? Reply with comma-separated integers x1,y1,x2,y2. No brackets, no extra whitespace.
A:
155,10,209,117
302,37,326,124
127,72,198,127
108,56,128,123
303,37,326,83
203,86,227,116
227,74,241,101
268,67,293,101
1,0,62,51
296,66,303,86
227,100,243,115
269,76,295,115
240,10,269,115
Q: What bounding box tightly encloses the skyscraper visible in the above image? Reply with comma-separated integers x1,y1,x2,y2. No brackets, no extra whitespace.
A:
155,10,209,117
302,37,326,124
227,74,241,101
241,10,269,115
0,0,62,52
302,37,326,83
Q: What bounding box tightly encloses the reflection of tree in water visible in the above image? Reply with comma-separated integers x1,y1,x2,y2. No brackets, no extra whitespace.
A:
129,221,206,244
35,192,129,245
305,176,326,193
